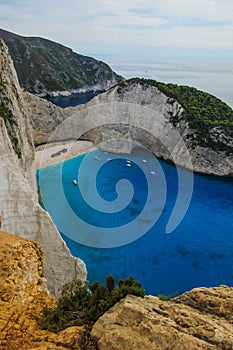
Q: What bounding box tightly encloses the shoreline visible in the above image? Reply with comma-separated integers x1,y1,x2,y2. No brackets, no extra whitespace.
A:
35,140,233,178
35,140,96,169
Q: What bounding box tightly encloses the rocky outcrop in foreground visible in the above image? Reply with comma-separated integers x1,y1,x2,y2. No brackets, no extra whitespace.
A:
0,231,232,350
0,231,85,350
92,287,233,350
0,39,86,297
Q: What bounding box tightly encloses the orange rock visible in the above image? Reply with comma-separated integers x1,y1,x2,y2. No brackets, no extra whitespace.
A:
92,286,233,350
0,231,84,350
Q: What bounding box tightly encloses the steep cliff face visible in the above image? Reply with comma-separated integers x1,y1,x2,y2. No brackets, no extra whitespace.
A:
85,82,232,176
28,80,233,176
0,231,85,350
0,38,35,185
0,39,86,297
92,286,233,350
24,92,67,145
0,28,123,95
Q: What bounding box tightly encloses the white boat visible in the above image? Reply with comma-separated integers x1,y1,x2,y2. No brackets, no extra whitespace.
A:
142,159,148,163
150,171,155,175
73,179,78,185
126,163,131,167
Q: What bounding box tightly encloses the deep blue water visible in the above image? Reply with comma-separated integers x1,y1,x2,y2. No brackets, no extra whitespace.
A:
37,148,233,296
43,90,104,108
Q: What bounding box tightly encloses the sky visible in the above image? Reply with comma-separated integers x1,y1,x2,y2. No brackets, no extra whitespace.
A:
0,0,233,59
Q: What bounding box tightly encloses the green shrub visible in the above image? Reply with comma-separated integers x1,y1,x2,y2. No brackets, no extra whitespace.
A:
42,275,145,332
156,291,178,301
0,78,22,158
116,77,233,126
114,78,233,153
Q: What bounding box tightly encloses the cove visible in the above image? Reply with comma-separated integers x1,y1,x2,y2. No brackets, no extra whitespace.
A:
43,90,104,108
37,148,233,296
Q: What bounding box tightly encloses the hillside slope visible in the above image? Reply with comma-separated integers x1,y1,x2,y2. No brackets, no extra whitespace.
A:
0,28,123,94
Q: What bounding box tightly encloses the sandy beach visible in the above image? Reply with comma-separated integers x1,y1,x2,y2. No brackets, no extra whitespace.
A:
35,140,96,168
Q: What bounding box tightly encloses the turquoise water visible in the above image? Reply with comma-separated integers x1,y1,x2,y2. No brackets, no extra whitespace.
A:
37,148,233,295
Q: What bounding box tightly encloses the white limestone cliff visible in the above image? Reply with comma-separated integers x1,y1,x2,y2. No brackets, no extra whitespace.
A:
27,82,232,177
0,39,86,297
24,92,67,146
90,83,233,176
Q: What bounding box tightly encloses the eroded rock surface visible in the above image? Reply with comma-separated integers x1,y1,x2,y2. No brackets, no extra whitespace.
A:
92,287,233,350
0,231,85,350
0,230,232,350
24,92,67,145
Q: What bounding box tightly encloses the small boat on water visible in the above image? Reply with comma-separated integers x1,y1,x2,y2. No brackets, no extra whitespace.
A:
94,156,100,160
73,179,78,185
126,163,131,167
150,171,156,175
142,159,148,163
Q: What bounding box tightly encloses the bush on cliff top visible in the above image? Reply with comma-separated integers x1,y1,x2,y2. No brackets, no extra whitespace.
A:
116,77,233,127
114,78,233,153
42,275,145,332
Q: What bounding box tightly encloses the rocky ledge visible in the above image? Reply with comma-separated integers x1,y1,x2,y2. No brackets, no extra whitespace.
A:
0,231,85,350
0,230,232,350
92,287,233,350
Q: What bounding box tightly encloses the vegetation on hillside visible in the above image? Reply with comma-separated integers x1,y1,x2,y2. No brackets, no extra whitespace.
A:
115,78,233,153
0,28,123,94
42,275,145,332
116,77,233,125
0,76,21,158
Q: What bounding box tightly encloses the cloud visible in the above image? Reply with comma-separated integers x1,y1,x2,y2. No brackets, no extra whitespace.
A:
0,0,232,57
155,0,233,22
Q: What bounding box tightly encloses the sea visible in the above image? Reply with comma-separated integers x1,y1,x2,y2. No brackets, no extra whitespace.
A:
98,56,233,108
46,56,233,109
37,148,233,296
44,90,104,108
38,57,233,295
